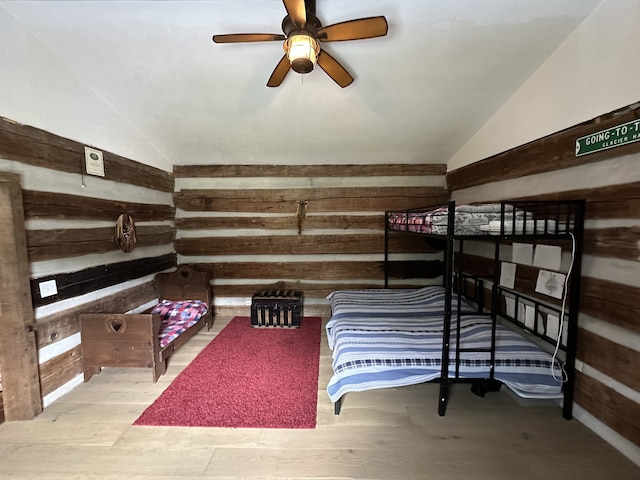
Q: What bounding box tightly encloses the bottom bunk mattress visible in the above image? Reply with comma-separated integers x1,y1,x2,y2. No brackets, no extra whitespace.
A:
326,286,478,349
326,310,563,404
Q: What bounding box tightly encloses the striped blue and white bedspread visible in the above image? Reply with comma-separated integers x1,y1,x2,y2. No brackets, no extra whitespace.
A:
326,289,562,403
326,286,476,349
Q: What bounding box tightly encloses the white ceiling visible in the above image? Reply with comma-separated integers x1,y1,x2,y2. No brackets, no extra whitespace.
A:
0,0,603,170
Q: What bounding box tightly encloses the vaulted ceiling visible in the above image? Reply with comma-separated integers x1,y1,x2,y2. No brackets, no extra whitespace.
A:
0,0,602,171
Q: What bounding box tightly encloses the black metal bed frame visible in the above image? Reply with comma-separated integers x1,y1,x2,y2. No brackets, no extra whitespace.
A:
332,269,486,417
380,199,585,419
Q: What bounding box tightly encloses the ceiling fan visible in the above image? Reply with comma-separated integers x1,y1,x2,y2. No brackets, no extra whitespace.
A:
212,0,388,88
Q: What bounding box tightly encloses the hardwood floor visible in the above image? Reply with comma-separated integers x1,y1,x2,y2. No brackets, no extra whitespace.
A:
0,316,638,479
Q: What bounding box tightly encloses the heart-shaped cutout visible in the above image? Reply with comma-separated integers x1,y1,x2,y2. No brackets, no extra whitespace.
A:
108,319,124,333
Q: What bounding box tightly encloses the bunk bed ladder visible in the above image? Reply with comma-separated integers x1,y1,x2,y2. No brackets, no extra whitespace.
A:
455,237,498,390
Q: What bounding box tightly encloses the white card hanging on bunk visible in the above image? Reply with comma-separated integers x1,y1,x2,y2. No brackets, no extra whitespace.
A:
512,242,534,265
547,314,560,340
533,244,562,270
535,270,566,299
505,296,525,321
524,305,536,330
499,262,516,289
505,297,516,318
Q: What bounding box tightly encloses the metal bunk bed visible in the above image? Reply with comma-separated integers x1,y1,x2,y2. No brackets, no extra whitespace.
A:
383,200,585,419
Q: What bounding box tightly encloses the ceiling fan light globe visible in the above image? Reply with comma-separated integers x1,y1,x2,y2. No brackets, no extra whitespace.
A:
285,34,320,74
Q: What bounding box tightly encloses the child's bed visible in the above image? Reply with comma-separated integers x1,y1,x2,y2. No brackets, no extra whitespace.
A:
80,264,213,382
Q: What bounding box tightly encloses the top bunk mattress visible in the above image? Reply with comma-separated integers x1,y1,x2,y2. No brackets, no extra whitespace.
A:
387,202,574,236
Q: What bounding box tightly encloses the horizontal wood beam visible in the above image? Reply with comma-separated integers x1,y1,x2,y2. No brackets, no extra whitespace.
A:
513,182,640,220
581,276,640,334
174,187,449,213
175,214,385,231
193,260,443,281
212,282,435,299
23,190,175,222
583,226,640,260
176,234,441,256
174,163,447,178
30,253,176,308
26,225,175,261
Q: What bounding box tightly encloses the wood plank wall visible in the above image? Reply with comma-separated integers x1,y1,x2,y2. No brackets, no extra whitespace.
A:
0,116,176,409
173,164,449,316
447,103,640,452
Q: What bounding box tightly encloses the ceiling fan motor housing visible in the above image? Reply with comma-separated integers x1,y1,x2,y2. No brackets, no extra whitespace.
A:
281,12,322,36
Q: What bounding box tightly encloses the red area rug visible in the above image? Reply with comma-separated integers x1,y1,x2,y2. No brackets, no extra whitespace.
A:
134,316,322,429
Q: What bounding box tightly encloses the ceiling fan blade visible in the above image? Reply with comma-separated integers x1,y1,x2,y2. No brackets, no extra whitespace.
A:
317,50,354,88
282,0,307,28
267,55,292,87
317,16,388,42
212,33,285,43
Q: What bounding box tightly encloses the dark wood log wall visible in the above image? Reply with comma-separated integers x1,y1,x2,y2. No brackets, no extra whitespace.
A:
0,116,176,409
447,103,640,452
173,164,448,315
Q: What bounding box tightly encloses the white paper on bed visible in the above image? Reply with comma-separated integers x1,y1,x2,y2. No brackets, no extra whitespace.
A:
533,245,562,270
535,270,566,299
512,243,534,265
500,262,516,289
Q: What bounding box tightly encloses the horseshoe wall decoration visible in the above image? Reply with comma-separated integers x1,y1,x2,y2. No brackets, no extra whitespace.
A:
115,213,137,253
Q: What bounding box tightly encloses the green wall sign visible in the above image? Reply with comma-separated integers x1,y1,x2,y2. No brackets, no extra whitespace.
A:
575,119,640,156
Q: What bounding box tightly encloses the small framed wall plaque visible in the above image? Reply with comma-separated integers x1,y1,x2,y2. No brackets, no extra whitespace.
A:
84,146,105,177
